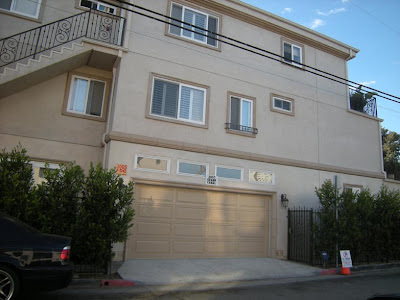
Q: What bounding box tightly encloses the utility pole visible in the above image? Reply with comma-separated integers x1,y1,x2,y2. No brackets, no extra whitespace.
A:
334,175,338,268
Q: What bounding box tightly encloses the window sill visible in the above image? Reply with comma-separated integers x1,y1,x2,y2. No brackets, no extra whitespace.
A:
281,60,305,70
146,114,208,129
225,124,257,138
0,9,41,23
62,111,106,122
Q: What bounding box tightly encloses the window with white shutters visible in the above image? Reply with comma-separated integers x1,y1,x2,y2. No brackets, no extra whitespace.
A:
169,2,219,47
151,77,206,125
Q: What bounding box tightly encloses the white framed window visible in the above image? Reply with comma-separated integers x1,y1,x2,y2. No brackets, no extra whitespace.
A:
343,184,363,194
79,0,116,14
0,0,42,18
30,161,59,184
249,169,275,185
283,41,303,66
215,165,243,181
271,94,295,116
150,77,207,125
134,155,170,174
273,97,292,112
169,2,219,47
228,95,256,134
177,160,208,177
67,75,106,118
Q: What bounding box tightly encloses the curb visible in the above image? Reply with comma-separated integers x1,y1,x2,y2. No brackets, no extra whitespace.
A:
319,262,400,276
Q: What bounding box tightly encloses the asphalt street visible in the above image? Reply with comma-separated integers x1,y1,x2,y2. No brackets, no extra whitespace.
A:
26,269,400,300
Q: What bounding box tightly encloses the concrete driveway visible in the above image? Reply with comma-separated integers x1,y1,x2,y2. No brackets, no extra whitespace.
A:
118,258,321,285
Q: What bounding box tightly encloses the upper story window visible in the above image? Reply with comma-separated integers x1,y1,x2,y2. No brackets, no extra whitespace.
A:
68,75,106,117
0,0,42,18
63,71,110,121
169,2,219,48
271,94,295,116
226,94,257,135
79,0,116,14
283,40,303,66
149,76,207,126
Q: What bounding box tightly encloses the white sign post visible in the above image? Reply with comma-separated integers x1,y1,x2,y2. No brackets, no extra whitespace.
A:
340,250,353,268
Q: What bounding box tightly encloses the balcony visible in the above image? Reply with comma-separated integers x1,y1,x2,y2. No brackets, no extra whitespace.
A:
349,88,378,118
225,123,258,135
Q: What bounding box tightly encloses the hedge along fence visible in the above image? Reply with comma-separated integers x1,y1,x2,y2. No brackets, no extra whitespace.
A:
314,180,400,265
0,145,134,272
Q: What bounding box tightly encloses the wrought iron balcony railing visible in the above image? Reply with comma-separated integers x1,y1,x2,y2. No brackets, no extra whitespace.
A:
350,97,378,118
0,9,125,67
225,123,258,134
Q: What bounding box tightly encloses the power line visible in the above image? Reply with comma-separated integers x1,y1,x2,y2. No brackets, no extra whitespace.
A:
347,0,400,36
96,0,400,104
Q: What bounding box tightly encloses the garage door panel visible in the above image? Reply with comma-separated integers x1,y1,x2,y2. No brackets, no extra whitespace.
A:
130,184,270,258
239,196,266,208
238,225,265,237
238,241,265,254
209,208,237,222
175,206,207,220
137,186,174,202
208,224,236,237
239,210,265,223
139,204,172,218
174,241,205,253
174,224,205,236
208,192,238,207
207,241,237,253
137,222,171,235
177,190,207,204
135,240,170,253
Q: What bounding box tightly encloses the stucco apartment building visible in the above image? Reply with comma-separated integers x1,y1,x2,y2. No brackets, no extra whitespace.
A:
1,0,399,261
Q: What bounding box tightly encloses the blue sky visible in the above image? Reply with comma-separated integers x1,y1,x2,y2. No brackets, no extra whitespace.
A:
241,0,400,133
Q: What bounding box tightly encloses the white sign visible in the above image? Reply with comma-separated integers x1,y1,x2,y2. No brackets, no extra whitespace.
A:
340,250,353,268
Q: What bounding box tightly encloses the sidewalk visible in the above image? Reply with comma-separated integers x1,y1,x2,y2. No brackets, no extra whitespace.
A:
70,258,400,290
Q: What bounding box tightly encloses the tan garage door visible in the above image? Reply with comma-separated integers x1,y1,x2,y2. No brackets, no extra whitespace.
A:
127,184,270,259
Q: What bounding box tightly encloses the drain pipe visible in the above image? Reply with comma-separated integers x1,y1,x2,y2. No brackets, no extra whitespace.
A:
102,50,122,169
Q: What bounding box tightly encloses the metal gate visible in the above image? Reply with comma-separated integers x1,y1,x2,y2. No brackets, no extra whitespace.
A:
287,208,314,265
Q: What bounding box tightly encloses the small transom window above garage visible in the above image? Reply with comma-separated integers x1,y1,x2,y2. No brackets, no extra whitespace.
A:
177,160,208,177
343,184,363,194
215,165,243,181
134,155,170,174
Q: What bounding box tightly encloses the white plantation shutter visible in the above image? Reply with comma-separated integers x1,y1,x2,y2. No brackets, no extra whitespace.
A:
194,13,206,42
70,78,88,113
207,16,218,46
179,86,191,120
152,79,179,118
170,4,182,36
191,89,204,122
182,9,194,38
230,97,240,125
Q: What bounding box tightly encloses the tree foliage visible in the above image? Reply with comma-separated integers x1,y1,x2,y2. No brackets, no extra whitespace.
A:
0,144,34,222
314,180,400,264
382,128,400,179
0,145,134,271
349,86,377,113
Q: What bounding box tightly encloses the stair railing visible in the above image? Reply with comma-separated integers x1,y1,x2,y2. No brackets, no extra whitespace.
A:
0,8,125,67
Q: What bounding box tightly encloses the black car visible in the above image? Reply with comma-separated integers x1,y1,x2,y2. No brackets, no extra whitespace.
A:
0,213,73,299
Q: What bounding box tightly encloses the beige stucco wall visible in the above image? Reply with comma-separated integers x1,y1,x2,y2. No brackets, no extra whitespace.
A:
0,66,109,170
106,140,387,259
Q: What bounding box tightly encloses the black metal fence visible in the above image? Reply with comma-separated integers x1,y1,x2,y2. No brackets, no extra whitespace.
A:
0,9,125,67
225,123,258,134
288,207,400,266
287,208,315,265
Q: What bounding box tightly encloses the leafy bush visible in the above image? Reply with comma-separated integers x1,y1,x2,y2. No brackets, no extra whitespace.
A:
0,146,134,271
0,145,34,222
314,180,400,264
